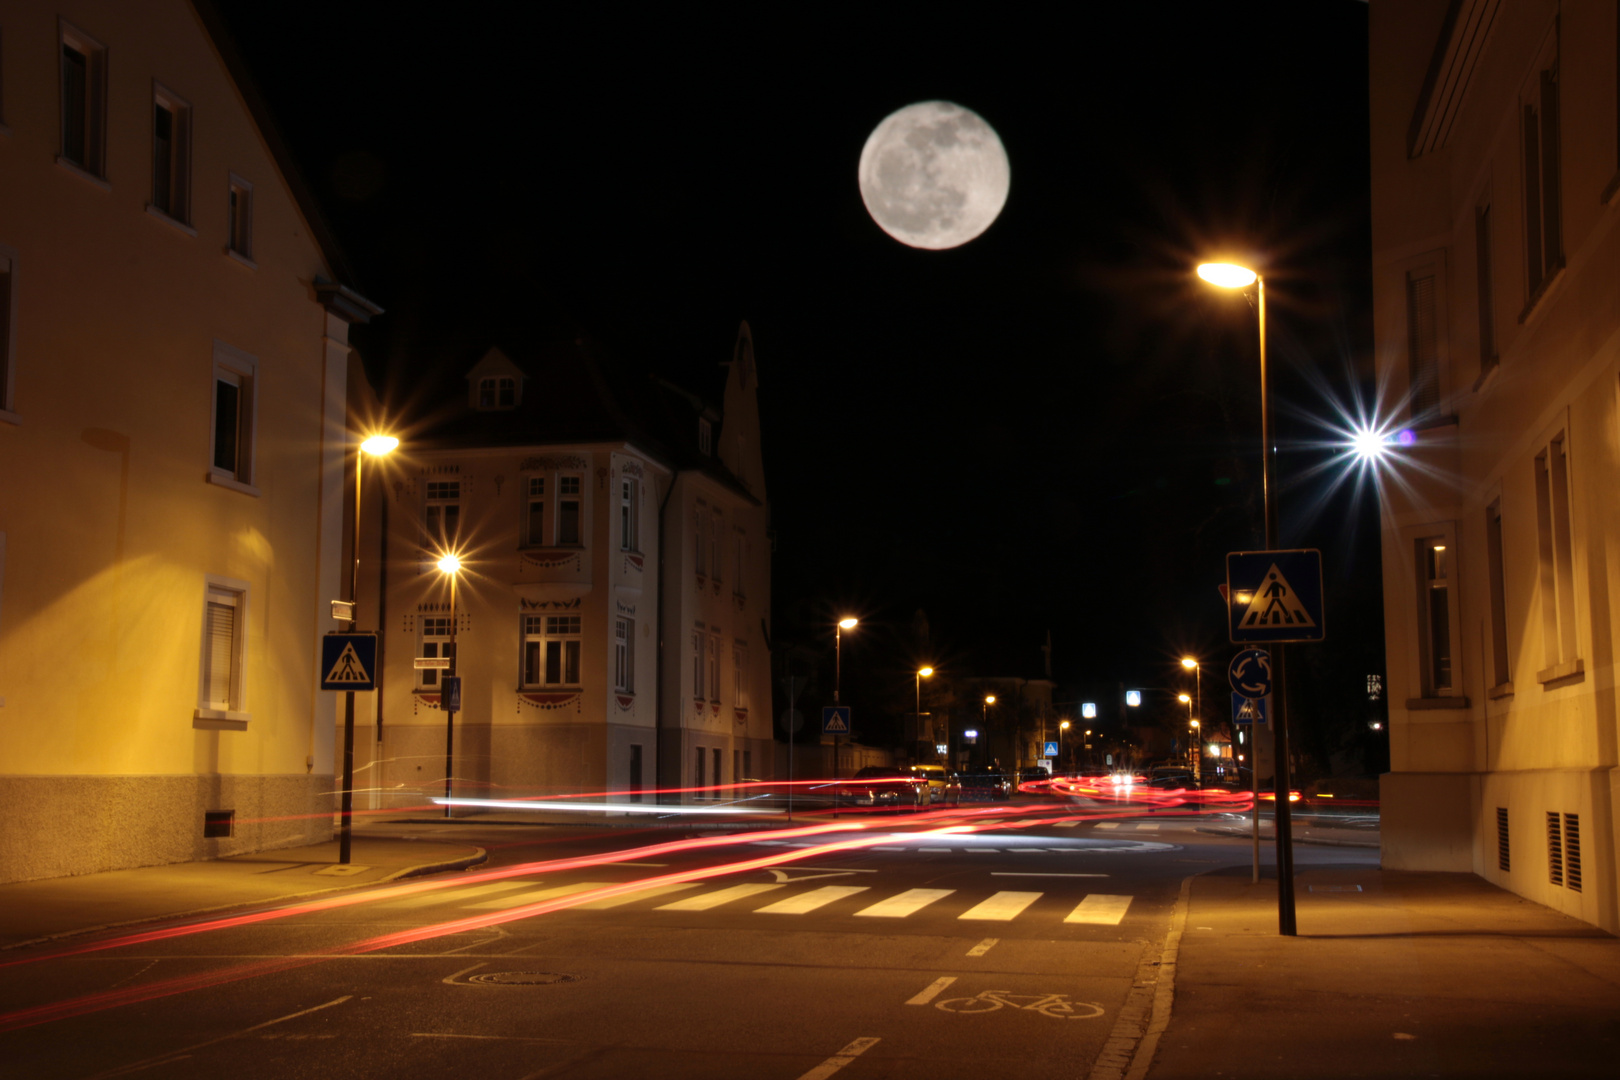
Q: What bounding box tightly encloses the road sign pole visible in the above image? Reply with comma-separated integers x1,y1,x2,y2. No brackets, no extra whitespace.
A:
444,572,457,820
339,690,356,863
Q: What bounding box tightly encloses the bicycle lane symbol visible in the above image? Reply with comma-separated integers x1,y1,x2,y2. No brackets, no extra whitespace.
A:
934,989,1105,1020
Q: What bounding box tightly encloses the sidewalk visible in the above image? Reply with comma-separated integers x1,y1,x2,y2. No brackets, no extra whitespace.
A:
1196,811,1380,848
1146,864,1620,1078
0,835,486,951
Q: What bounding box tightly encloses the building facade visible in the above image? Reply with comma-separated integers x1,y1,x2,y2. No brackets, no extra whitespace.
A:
1371,0,1619,931
0,1,375,881
352,327,773,807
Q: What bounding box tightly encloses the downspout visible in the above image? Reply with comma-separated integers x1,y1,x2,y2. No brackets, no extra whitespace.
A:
655,468,681,802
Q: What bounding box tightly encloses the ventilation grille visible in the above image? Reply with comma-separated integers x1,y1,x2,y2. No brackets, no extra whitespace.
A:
204,810,235,839
1496,807,1510,872
1547,811,1563,887
1563,813,1581,892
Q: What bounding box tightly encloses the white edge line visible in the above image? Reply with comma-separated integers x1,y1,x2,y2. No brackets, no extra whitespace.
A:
795,1036,881,1080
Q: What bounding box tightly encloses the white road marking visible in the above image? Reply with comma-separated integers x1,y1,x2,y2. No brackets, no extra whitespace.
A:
381,881,535,909
465,882,608,910
1055,821,1081,828
756,886,870,914
656,883,783,911
871,846,906,851
906,977,957,1005
605,861,669,868
1064,894,1134,925
958,891,1042,921
855,888,954,918
795,1036,881,1080
1095,821,1120,830
968,849,1000,854
992,872,1108,878
1135,823,1160,831
574,883,699,909
966,937,999,956
918,847,952,853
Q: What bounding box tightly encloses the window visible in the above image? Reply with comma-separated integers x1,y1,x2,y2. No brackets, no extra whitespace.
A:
1533,433,1580,680
614,617,634,693
694,506,707,578
1407,269,1440,420
694,746,706,797
1475,201,1496,372
227,175,253,261
198,581,247,717
1416,538,1453,695
620,478,639,551
424,480,461,555
629,744,643,803
733,749,741,788
1523,44,1563,301
692,625,705,698
59,23,107,179
523,614,580,687
419,615,452,688
524,477,545,546
557,476,581,545
733,640,748,709
477,376,515,409
709,510,722,585
743,749,751,780
707,631,721,702
733,529,746,598
713,748,723,794
210,343,257,491
0,244,16,420
1486,500,1511,690
151,84,191,224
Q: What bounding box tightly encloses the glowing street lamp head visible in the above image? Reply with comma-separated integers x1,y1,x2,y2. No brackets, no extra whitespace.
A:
1197,262,1259,289
360,434,399,456
1060,720,1071,730
838,617,858,630
984,695,996,705
436,553,462,575
1181,657,1198,670
917,666,934,678
1178,693,1191,704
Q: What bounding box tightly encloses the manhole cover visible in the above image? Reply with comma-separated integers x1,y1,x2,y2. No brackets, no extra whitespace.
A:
466,971,579,986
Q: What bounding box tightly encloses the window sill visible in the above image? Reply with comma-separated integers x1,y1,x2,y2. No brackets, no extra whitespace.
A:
1405,696,1471,710
225,247,257,270
145,204,197,237
1486,681,1514,700
1471,359,1500,394
1518,260,1565,324
0,408,20,426
55,156,110,191
207,470,260,497
194,708,250,730
1536,659,1584,686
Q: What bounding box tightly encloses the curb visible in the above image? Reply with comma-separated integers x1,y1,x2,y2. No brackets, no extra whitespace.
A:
1194,826,1378,849
0,846,487,954
1088,874,1191,1080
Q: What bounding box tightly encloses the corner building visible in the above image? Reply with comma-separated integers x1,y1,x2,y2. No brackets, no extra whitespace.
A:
0,0,376,880
357,327,773,806
1371,0,1620,931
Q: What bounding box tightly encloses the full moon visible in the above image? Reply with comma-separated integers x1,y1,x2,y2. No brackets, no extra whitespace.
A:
858,101,1010,250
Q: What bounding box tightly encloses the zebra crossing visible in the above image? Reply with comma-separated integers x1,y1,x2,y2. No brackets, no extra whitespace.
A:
370,879,1136,926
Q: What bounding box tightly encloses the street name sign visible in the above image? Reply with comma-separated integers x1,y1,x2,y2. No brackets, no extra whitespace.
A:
414,657,452,670
320,633,377,691
822,706,851,734
1226,549,1326,643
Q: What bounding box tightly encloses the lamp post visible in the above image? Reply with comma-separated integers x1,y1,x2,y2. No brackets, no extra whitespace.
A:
981,694,994,770
436,552,462,819
1199,259,1298,935
916,666,934,761
337,433,397,865
1059,719,1070,774
832,617,857,782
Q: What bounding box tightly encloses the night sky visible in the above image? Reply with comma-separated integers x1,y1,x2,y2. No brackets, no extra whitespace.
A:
216,2,1384,756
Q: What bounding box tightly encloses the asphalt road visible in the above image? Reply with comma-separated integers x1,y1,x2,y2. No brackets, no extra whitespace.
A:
1,804,1375,1079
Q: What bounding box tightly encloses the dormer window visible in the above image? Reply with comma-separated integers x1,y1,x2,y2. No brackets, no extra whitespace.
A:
698,417,712,456
478,377,516,409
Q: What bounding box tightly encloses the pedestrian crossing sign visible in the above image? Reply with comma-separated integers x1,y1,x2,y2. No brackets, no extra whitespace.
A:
1231,691,1269,725
1226,550,1325,643
822,706,851,734
320,633,377,691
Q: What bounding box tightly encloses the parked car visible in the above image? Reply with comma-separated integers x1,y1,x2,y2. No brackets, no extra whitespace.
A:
905,764,962,805
1016,766,1050,787
956,765,1012,801
836,766,930,810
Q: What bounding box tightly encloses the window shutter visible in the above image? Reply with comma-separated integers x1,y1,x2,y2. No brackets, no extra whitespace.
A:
204,598,236,708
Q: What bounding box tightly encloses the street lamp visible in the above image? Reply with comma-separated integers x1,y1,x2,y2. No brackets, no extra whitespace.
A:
833,617,857,781
337,432,397,865
916,667,934,761
436,552,462,819
1199,258,1298,934
1058,719,1071,774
